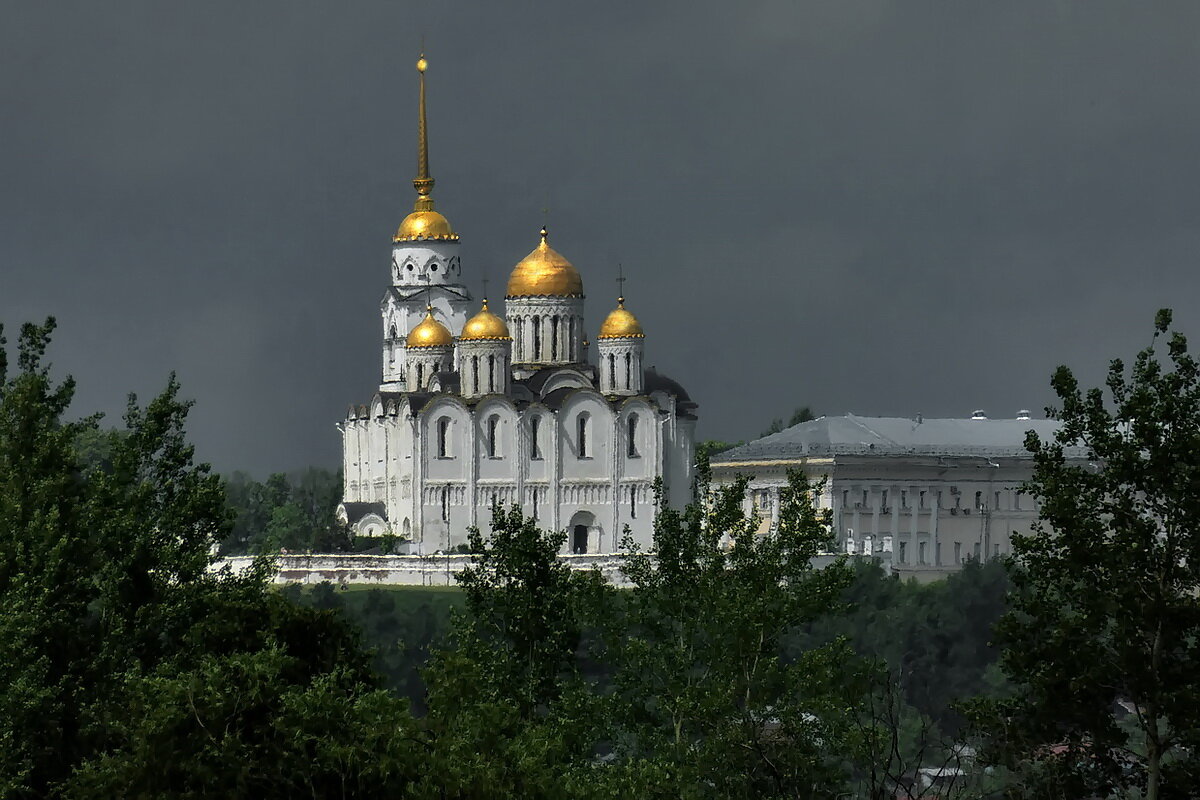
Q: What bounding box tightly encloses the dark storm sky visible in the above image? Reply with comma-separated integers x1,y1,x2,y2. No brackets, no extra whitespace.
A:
4,1,1200,475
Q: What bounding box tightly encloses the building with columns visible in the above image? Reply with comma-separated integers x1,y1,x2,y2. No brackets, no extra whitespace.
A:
710,413,1086,579
337,55,698,554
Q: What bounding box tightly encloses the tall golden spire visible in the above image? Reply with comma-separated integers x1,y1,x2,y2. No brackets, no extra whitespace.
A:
413,53,434,210
394,51,457,242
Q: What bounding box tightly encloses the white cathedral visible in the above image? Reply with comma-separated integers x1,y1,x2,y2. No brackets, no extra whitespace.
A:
337,56,698,555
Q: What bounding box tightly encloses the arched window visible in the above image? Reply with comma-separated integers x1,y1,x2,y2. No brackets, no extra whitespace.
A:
627,415,639,458
437,417,450,458
624,352,632,389
532,316,541,361
577,413,589,458
389,324,398,340
530,416,542,460
441,486,449,521
568,316,576,360
416,363,424,389
488,354,496,393
550,315,559,360
471,356,479,395
608,353,616,387
487,415,500,458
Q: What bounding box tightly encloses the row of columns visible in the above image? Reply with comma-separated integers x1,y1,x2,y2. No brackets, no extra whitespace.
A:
510,313,583,364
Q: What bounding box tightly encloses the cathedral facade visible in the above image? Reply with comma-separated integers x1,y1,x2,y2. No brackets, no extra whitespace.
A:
337,56,697,555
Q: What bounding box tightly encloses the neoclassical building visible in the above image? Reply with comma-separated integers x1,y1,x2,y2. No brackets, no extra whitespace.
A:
710,413,1087,579
337,56,698,554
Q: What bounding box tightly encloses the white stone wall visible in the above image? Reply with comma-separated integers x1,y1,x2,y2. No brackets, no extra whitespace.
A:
711,454,1039,576
391,241,462,287
216,553,634,587
456,339,510,398
342,385,691,557
505,296,585,366
597,338,644,395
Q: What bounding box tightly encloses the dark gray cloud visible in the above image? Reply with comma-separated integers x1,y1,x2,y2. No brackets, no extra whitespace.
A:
4,1,1200,474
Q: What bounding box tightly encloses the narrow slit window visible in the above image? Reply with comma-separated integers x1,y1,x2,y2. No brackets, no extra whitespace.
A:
437,417,450,458
530,416,542,460
487,415,499,458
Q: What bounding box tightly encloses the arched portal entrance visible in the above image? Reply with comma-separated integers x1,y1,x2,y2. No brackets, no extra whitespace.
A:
567,510,598,555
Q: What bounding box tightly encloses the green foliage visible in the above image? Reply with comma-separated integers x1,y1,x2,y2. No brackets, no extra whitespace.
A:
0,319,419,798
606,469,863,797
1,317,1054,797
407,505,614,798
761,405,817,438
696,439,742,461
971,308,1200,800
285,584,464,712
222,467,351,554
799,558,1011,734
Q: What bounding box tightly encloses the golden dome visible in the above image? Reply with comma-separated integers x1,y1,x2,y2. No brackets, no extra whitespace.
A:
395,209,456,242
406,307,453,348
460,298,511,341
506,227,584,298
598,297,645,339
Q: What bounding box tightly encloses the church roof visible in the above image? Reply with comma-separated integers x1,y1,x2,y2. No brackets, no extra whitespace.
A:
506,227,584,298
540,387,575,410
406,307,454,348
598,297,644,339
713,414,1084,463
645,367,692,402
355,367,696,418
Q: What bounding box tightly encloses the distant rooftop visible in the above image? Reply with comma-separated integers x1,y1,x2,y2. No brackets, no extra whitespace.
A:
713,414,1086,462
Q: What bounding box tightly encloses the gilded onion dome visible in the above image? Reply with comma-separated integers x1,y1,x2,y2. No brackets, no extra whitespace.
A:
598,296,645,339
506,227,584,298
406,306,454,348
460,298,511,341
394,54,459,243
396,209,455,241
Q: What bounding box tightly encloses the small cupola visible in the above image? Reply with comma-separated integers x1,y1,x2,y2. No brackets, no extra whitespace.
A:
459,298,511,341
407,306,453,348
598,297,645,340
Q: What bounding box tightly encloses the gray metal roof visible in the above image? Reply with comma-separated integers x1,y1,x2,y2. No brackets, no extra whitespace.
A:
713,414,1084,462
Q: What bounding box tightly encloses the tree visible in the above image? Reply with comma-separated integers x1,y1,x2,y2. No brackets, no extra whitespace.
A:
604,464,863,798
971,309,1200,799
761,406,817,438
0,319,418,798
222,468,350,554
414,504,613,798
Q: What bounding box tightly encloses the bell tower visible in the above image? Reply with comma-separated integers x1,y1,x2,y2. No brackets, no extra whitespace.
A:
381,52,472,392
